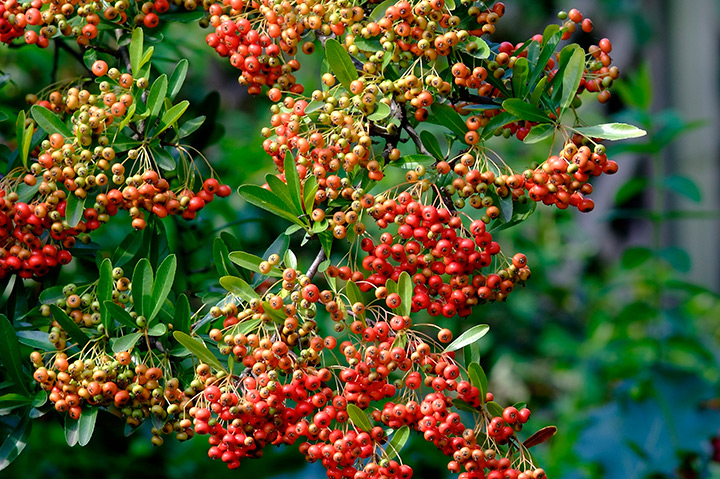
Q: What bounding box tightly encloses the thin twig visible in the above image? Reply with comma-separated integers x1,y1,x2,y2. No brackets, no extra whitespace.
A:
306,248,327,280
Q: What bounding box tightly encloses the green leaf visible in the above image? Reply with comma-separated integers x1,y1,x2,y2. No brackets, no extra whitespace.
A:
104,301,137,330
319,230,333,257
397,271,412,317
325,38,358,91
168,59,188,100
573,123,647,141
464,36,491,59
486,400,504,418
49,305,90,347
238,184,305,226
465,341,481,366
369,0,395,22
621,247,653,270
530,76,548,106
110,332,142,353
420,130,444,161
659,247,691,273
468,362,488,401
77,407,98,447
386,425,410,461
615,177,649,205
147,323,166,336
139,46,154,73
179,116,205,138
559,44,585,109
284,249,297,270
523,123,555,144
146,74,168,120
30,105,72,138
452,398,481,413
97,259,114,334
511,56,529,98
21,119,33,170
502,99,551,123
228,251,282,277
0,414,31,469
368,102,390,121
428,103,467,138
283,152,305,215
65,414,79,447
156,100,189,135
480,112,514,140
662,175,702,202
15,110,25,168
0,315,30,395
445,324,489,352
523,426,557,448
172,332,225,372
132,258,153,319
219,276,260,302
303,175,319,214
212,237,233,277
347,404,372,432
129,28,143,76
149,255,176,322
388,154,435,170
64,195,85,228
527,25,561,88
173,294,191,334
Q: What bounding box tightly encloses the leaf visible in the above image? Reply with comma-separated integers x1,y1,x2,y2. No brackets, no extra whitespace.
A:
168,59,188,100
397,271,412,317
662,175,702,202
368,102,390,121
559,44,585,109
659,247,691,273
238,184,305,226
110,332,142,353
212,237,233,277
369,0,395,23
428,103,467,138
64,195,85,228
147,323,166,336
523,123,555,144
139,46,154,72
319,230,333,258
16,331,54,351
465,341,481,366
388,154,435,170
77,407,98,447
523,426,557,448
480,112,514,140
156,100,189,135
15,110,25,168
468,362,488,401
30,105,72,138
573,123,647,141
386,425,410,461
0,414,31,470
97,259,114,334
283,152,305,216
452,398,481,413
173,294,191,334
0,315,30,395
228,251,282,277
325,38,358,91
303,175,319,214
149,254,176,322
527,25,561,88
347,404,372,432
49,305,90,347
284,249,297,270
130,260,153,322
485,401,504,418
104,301,137,330
179,116,205,138
445,324,490,352
219,276,260,302
21,119,33,170
502,99,551,123
621,247,653,270
464,36,491,59
420,130,444,161
511,56,529,98
146,74,168,119
530,76,548,106
129,28,143,76
172,332,225,372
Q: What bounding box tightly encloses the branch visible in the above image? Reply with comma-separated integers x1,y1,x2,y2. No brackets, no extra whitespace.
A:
305,248,327,281
403,123,433,157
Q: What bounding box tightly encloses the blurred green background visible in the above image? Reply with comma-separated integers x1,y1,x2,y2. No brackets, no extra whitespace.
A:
0,1,719,478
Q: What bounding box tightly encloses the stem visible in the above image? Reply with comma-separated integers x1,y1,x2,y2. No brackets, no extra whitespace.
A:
306,248,327,280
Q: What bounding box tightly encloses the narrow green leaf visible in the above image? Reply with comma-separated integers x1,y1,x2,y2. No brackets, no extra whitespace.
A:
445,324,490,352
65,414,79,446
367,102,390,121
486,401,504,418
0,315,30,395
21,121,33,170
397,271,412,317
49,305,90,347
228,251,282,277
523,123,555,144
212,237,232,277
64,195,86,228
283,152,305,215
527,25,561,88
284,249,297,270
146,74,168,119
97,259,114,334
303,175,318,214
573,123,647,141
173,332,225,372
347,404,372,432
369,0,395,22
110,332,142,353
129,28,143,76
15,111,25,168
511,56,529,98
149,255,176,322
419,130,443,161
468,362,488,401
0,414,31,469
77,407,98,447
530,76,548,106
502,99,551,123
559,45,585,109
238,184,305,225
168,59,189,100
465,341,481,366
132,258,153,319
386,425,410,461
104,301,137,330
30,105,72,138
173,294,191,334
319,230,333,257
219,276,260,302
179,116,205,138
481,112,514,140
428,103,467,138
152,146,175,170
452,398,481,413
325,38,358,90
156,100,189,135
139,46,154,73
